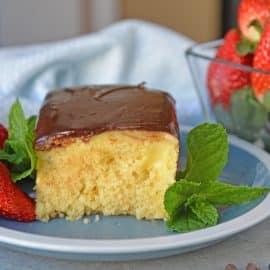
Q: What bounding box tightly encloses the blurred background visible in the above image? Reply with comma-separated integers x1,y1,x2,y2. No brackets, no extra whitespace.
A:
0,0,239,47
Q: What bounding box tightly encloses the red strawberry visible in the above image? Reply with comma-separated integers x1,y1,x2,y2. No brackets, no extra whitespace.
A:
207,29,253,110
0,124,8,149
0,162,35,222
238,0,270,42
252,18,270,103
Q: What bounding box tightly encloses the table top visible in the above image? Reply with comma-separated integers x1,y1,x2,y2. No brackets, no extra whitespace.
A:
1,217,270,270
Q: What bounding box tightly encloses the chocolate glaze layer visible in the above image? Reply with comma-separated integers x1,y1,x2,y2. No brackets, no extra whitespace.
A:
35,84,179,150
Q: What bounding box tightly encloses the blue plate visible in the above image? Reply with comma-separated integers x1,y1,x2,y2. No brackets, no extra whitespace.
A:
0,126,270,261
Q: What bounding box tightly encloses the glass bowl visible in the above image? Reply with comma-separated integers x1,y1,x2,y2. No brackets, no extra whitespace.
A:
185,40,270,151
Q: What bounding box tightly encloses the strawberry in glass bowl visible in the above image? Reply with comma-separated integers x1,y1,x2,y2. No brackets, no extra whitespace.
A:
186,0,270,150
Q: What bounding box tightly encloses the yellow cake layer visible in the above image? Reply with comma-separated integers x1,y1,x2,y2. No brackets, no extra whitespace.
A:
35,130,179,221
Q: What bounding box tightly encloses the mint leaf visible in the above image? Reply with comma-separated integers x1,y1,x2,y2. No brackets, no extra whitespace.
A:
27,115,37,139
164,179,269,232
186,195,218,226
2,140,27,164
165,123,270,233
166,194,218,232
202,181,270,206
0,99,37,181
8,99,29,141
167,208,206,233
0,150,19,163
181,123,228,182
164,180,200,216
165,180,269,212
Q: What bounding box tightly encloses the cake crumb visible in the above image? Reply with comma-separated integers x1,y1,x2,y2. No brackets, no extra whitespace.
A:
83,218,91,224
95,215,100,222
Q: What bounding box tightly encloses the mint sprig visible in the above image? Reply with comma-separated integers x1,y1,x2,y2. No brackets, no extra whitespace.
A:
165,123,270,232
186,195,218,227
0,99,37,182
179,123,228,182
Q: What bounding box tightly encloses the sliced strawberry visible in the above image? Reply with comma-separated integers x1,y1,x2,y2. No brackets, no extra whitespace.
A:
252,18,270,104
207,29,253,110
0,124,8,149
238,0,270,42
0,162,35,222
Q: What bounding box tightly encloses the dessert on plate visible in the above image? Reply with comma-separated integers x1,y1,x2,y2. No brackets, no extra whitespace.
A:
0,88,269,233
34,84,180,221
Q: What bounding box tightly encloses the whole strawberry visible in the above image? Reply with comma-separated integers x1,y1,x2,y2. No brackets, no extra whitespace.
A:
207,29,253,110
252,18,270,105
238,0,270,42
0,162,35,222
0,124,8,149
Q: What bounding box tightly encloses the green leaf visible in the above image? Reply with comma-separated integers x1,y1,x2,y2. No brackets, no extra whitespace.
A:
2,140,28,164
167,193,218,233
166,180,270,210
8,99,28,141
262,91,270,112
213,104,235,132
186,195,218,226
166,208,206,233
0,150,19,164
230,87,268,141
236,37,256,56
213,88,268,142
164,180,200,216
27,115,37,140
236,20,262,55
164,179,270,232
175,170,185,181
181,123,228,182
250,20,263,33
0,99,37,182
202,181,270,206
164,122,270,233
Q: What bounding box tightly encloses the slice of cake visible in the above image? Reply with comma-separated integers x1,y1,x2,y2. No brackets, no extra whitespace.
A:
35,84,180,221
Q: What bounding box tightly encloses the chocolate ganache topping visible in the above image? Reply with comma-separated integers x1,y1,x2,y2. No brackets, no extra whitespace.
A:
35,84,179,150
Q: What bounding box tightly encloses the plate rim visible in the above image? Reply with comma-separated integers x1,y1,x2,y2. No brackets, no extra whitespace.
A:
1,125,270,254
